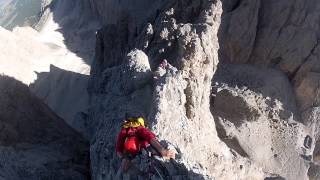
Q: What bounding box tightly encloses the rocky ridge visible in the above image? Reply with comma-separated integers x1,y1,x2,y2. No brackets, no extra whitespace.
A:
86,0,320,179
0,0,320,179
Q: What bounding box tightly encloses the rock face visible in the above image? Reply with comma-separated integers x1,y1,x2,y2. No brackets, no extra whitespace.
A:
85,0,320,179
218,0,320,178
87,0,164,26
1,0,320,179
212,64,311,179
87,0,264,179
0,75,90,180
0,0,98,132
218,0,320,122
30,65,90,134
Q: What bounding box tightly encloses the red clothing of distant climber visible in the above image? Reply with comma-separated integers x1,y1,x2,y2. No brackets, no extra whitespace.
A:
116,126,156,154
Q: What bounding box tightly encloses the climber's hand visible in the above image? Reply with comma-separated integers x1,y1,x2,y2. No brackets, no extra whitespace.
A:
121,158,131,172
161,149,176,160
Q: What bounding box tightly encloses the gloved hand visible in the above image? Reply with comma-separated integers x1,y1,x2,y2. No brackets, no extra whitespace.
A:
161,149,176,160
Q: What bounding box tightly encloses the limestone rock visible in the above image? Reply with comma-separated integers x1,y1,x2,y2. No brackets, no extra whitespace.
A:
295,72,320,112
87,1,265,179
3,0,320,179
0,75,90,180
30,65,89,130
302,108,320,163
220,0,320,77
308,163,320,180
123,49,152,92
212,64,310,179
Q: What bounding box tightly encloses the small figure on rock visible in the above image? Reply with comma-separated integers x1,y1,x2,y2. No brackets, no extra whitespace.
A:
116,113,176,175
303,135,312,149
153,59,168,79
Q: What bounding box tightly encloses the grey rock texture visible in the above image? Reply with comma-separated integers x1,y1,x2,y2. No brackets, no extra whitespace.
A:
30,65,89,132
303,108,320,162
0,75,90,180
87,0,165,27
218,1,320,179
3,0,319,179
212,64,311,179
220,0,320,75
219,0,320,118
85,0,320,179
87,0,264,179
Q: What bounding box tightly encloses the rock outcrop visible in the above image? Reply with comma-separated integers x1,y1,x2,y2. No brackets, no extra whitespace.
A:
87,0,264,179
218,0,320,178
0,75,90,180
1,0,320,179
30,65,90,134
212,64,311,179
86,0,320,179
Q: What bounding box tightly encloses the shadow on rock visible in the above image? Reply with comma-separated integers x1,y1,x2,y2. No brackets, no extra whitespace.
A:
0,75,90,180
29,65,90,137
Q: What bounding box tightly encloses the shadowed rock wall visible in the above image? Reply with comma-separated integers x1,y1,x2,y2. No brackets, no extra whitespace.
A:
0,75,90,180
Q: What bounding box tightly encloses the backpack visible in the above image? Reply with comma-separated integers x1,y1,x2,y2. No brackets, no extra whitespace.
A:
122,117,145,154
124,136,140,154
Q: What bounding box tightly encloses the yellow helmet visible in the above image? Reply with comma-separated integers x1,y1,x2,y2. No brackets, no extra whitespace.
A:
122,116,145,128
137,117,145,127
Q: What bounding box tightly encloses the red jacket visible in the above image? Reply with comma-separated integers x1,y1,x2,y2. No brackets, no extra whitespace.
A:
116,126,155,154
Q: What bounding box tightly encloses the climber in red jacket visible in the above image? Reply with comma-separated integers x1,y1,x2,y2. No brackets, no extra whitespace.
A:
116,115,176,173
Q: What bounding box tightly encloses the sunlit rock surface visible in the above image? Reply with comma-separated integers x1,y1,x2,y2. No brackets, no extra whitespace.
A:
1,0,320,179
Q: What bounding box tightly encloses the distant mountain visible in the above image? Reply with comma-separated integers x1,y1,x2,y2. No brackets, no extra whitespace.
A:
0,0,42,30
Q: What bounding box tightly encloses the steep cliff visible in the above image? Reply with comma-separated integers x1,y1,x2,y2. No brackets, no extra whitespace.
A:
86,0,320,179
87,0,261,179
218,0,320,179
0,75,90,180
0,0,320,179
